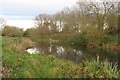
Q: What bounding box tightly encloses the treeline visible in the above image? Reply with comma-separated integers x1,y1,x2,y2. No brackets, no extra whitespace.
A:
1,1,119,47
26,1,118,36
23,1,119,47
1,1,118,37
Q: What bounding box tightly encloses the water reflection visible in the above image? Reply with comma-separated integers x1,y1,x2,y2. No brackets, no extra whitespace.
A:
26,45,84,64
56,46,65,55
48,45,52,52
26,44,119,65
27,48,40,54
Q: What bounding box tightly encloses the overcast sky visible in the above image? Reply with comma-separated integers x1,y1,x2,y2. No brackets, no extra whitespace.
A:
0,0,77,20
0,0,77,29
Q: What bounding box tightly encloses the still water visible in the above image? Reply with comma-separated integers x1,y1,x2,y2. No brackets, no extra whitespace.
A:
26,44,119,65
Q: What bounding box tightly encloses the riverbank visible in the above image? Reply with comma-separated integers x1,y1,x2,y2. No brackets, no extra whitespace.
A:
2,37,120,78
2,49,120,78
2,37,35,53
30,33,120,54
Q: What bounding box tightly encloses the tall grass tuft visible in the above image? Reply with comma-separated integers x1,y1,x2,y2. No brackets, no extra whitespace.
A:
80,55,120,78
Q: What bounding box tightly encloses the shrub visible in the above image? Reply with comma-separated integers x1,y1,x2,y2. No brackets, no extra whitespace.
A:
2,25,24,37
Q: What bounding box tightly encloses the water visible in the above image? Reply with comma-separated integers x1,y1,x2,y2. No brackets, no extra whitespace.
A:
26,44,119,65
27,48,40,54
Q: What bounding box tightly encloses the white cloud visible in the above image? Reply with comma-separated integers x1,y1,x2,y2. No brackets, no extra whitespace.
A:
6,20,35,30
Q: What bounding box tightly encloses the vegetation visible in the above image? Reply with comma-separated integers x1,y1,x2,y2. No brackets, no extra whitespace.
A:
1,0,120,79
21,1,119,52
2,37,120,78
2,25,24,37
2,37,35,53
3,49,120,78
1,1,119,51
2,48,120,78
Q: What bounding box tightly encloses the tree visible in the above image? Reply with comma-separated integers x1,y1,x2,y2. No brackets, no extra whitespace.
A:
23,28,36,37
34,14,58,36
34,14,50,27
105,3,118,34
0,18,6,29
76,0,118,46
0,18,6,35
77,1,117,29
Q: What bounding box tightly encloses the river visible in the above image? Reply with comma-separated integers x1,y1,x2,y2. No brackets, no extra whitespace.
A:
26,43,119,68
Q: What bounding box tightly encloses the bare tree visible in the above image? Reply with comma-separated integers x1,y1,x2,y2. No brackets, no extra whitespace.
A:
0,18,6,29
34,14,50,27
77,1,117,29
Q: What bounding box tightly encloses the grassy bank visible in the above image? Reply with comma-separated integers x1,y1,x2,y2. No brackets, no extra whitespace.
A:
2,48,120,78
2,37,120,78
2,37,35,53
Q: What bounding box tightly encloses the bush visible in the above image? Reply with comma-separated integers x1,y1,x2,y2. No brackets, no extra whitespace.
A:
2,25,24,37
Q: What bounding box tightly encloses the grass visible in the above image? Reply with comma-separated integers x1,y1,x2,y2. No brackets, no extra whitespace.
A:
36,33,119,47
2,48,120,78
2,37,120,78
31,33,86,47
30,34,63,42
3,48,81,78
79,56,119,78
2,37,35,53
